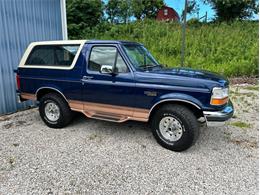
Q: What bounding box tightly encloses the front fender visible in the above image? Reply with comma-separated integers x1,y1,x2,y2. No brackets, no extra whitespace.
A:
151,92,203,110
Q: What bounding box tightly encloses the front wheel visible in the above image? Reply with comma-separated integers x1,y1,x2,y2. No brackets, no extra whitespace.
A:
150,104,199,152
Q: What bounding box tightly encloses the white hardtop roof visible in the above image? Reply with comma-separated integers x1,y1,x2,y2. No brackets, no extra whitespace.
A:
18,40,87,69
30,40,87,45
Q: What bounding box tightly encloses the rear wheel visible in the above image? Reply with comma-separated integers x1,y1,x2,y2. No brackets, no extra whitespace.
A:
39,93,73,128
150,104,199,152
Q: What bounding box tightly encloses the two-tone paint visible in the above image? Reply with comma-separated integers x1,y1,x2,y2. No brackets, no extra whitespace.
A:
17,40,233,124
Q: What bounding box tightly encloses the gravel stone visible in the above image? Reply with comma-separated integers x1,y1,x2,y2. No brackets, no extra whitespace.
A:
0,84,258,194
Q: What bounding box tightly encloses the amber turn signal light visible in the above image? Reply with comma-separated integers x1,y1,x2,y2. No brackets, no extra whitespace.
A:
210,97,229,105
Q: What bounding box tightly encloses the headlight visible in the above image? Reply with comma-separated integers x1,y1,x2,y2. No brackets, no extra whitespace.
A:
210,87,229,105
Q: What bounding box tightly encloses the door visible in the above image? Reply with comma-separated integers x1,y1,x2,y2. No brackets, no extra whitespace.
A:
81,44,136,121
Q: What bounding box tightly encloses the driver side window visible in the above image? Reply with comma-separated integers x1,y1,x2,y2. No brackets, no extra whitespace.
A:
88,46,129,73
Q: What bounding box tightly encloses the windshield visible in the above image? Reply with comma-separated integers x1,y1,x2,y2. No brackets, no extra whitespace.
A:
123,44,159,69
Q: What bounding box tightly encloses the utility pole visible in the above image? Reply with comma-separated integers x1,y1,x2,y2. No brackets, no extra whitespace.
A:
181,0,188,67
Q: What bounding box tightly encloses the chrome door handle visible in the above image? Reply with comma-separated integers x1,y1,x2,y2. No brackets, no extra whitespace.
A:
81,76,93,82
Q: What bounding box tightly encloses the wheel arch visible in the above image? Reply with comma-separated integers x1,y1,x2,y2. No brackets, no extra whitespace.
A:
149,99,203,121
36,87,68,103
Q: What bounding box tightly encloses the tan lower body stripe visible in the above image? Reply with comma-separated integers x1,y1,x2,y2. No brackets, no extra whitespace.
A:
19,93,149,122
68,100,149,122
20,93,36,101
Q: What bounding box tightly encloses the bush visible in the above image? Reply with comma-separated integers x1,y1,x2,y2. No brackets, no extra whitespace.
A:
74,20,258,77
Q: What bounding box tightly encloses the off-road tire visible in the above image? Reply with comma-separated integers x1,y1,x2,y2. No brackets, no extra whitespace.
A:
150,104,199,152
39,93,73,128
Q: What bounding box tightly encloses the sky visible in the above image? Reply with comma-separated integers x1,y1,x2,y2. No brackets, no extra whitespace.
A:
165,0,215,21
165,0,259,21
103,0,259,21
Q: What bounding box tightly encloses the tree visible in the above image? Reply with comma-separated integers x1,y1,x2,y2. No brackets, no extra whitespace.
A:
205,0,259,21
66,0,104,38
118,0,132,23
106,0,132,23
187,0,200,15
182,0,200,21
131,0,164,20
106,0,120,23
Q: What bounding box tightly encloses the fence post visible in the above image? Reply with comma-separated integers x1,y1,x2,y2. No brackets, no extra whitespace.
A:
181,0,188,67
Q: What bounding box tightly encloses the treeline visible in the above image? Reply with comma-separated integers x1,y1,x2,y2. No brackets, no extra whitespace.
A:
66,0,164,38
66,0,258,38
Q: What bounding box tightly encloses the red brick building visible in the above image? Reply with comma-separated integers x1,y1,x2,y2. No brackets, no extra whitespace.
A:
156,6,180,22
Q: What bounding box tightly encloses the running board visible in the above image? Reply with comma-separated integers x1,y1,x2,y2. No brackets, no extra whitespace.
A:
87,112,129,123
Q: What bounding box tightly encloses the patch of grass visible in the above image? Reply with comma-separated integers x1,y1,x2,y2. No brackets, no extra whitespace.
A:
80,20,258,77
223,131,232,139
89,134,98,140
9,157,15,167
244,85,259,91
230,121,251,128
88,133,102,142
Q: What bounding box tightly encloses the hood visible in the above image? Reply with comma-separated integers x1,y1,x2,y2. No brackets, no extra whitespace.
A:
154,67,227,84
135,67,229,89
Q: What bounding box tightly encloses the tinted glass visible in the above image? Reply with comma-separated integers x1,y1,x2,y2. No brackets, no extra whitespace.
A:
89,46,129,73
89,47,116,71
115,54,128,73
123,44,158,69
25,45,80,66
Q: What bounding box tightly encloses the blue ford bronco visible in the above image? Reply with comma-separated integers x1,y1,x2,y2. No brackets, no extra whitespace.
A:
16,40,234,151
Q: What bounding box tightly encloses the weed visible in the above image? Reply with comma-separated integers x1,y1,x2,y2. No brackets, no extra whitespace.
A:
13,143,19,147
89,134,102,142
223,131,232,139
89,134,98,140
230,121,251,128
244,85,259,91
9,157,15,167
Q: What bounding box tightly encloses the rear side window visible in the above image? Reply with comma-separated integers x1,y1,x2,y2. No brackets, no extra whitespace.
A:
25,45,80,66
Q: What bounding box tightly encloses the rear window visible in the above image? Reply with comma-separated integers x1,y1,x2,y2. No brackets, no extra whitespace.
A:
25,44,80,66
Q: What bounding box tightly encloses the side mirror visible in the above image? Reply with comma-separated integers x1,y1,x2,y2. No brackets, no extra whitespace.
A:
100,65,113,74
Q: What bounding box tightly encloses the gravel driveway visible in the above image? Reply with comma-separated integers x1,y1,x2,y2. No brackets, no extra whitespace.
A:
0,84,258,195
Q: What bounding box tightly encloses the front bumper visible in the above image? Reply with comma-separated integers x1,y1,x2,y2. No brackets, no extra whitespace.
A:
203,101,234,127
